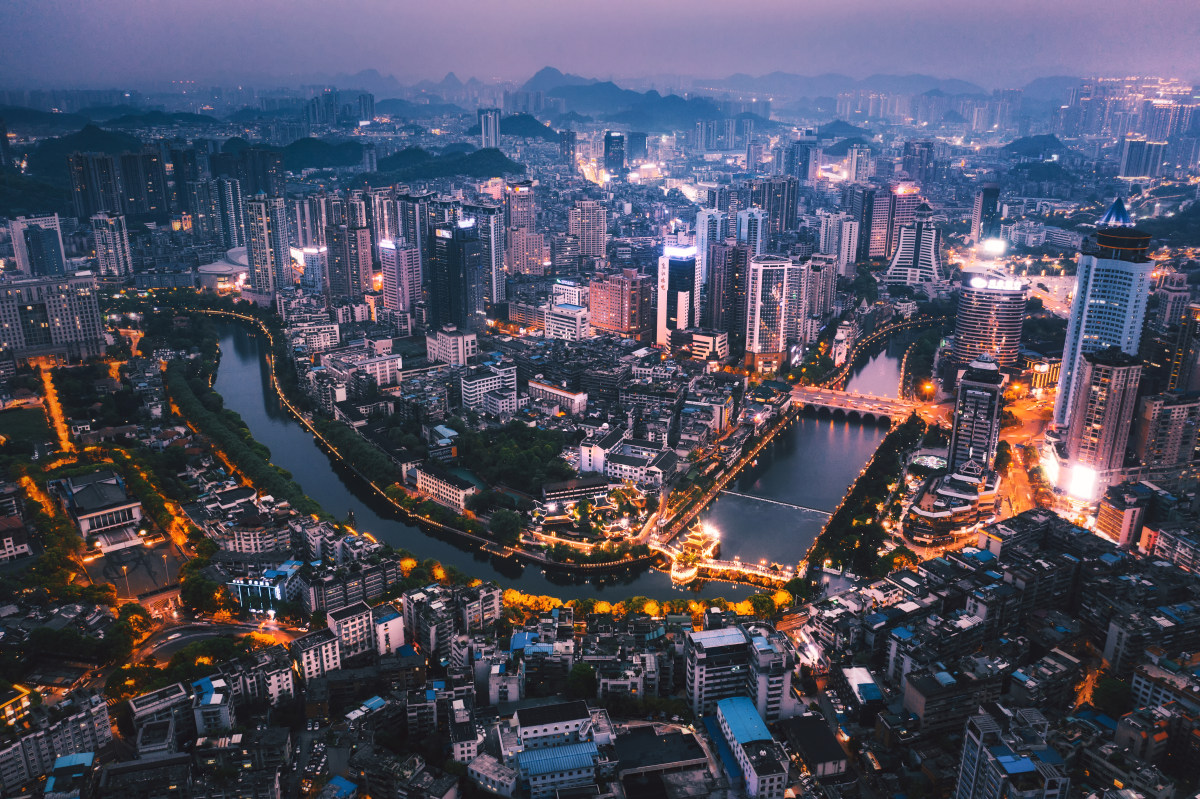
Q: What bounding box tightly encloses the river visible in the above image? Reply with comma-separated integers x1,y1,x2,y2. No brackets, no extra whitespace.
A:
211,323,901,599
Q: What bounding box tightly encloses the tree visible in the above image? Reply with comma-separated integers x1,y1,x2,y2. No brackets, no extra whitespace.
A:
488,509,523,546
310,610,327,630
994,441,1012,472
565,663,598,699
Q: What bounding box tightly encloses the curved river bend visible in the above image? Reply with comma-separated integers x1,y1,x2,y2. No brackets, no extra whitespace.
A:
211,323,901,599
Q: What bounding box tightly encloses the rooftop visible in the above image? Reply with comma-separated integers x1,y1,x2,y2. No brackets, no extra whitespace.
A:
717,696,772,745
516,699,591,728
516,741,600,777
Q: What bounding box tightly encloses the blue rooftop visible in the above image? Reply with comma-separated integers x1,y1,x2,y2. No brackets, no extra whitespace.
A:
1098,197,1133,228
990,746,1036,776
892,627,914,640
717,697,772,745
511,632,539,652
323,775,358,798
516,741,599,776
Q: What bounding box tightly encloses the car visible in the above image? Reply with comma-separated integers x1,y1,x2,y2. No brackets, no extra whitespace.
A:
166,633,181,641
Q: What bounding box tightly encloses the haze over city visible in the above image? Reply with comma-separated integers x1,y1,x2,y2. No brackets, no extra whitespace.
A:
4,0,1200,88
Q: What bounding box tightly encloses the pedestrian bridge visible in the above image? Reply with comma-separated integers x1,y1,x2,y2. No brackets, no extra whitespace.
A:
790,386,915,422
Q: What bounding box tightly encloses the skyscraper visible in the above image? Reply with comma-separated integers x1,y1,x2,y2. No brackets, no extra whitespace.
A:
948,356,1006,471
736,208,766,256
1151,272,1191,333
9,215,65,275
626,131,648,163
589,268,654,342
705,238,751,349
68,152,122,218
466,203,505,306
744,255,793,373
568,200,607,259
245,194,291,299
478,108,501,149
297,246,328,293
846,144,872,182
1168,303,1200,393
379,239,422,312
970,184,1001,244
953,274,1026,367
1054,199,1154,427
0,272,105,362
91,212,132,278
1119,137,1167,178
1064,347,1142,498
559,130,577,165
240,148,285,197
213,178,245,249
884,203,944,288
901,140,936,184
603,132,625,175
118,149,169,217
504,180,535,231
749,175,799,238
695,209,728,284
817,211,860,277
326,223,372,299
429,221,486,331
656,245,700,347
955,707,1069,799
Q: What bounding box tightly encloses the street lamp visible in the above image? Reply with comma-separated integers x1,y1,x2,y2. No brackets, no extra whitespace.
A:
162,553,170,586
122,564,131,598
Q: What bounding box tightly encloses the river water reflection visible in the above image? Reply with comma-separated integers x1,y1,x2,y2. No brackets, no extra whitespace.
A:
212,323,901,599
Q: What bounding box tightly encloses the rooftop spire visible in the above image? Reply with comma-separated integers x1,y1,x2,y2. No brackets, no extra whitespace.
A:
1098,197,1133,228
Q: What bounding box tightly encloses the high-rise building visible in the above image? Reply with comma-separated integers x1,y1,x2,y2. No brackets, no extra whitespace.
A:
705,239,751,347
568,200,607,259
847,144,872,182
478,108,501,149
0,117,10,168
901,140,936,184
1151,272,1191,333
397,190,435,262
379,239,422,313
744,255,793,373
1064,348,1142,498
367,187,397,250
817,211,860,278
551,233,581,274
948,356,1007,471
589,268,654,342
656,246,700,347
245,194,291,299
504,180,535,231
506,226,547,276
603,132,625,174
1054,199,1154,427
429,221,486,331
296,246,328,293
953,274,1026,367
239,148,285,197
955,707,1069,799
695,209,728,284
970,184,1001,244
118,149,169,216
68,152,122,218
736,208,766,256
326,223,372,299
559,130,577,165
9,215,65,275
1131,393,1200,469
749,176,799,238
887,184,923,258
782,140,822,183
91,212,132,278
466,203,505,306
0,272,105,362
626,131,648,163
1119,137,1167,178
685,624,797,721
213,178,245,249
884,202,944,288
1169,304,1200,393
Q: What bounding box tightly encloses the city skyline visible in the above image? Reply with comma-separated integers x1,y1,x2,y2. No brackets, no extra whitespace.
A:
3,0,1200,90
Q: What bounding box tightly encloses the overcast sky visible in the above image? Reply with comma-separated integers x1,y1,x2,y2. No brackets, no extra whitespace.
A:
3,0,1199,90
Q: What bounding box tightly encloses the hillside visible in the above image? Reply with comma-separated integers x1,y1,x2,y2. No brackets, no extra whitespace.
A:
27,124,144,183
465,113,559,142
280,137,363,170
370,147,523,183
374,98,468,118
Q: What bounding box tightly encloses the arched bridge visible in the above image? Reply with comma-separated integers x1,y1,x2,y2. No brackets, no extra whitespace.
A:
791,386,916,422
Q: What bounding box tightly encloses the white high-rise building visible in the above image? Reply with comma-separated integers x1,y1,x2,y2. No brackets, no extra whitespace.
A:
745,255,793,372
478,108,501,149
91,212,132,278
736,208,766,256
245,194,292,300
379,239,423,312
1053,199,1155,427
569,200,608,259
295,246,328,293
696,208,728,284
884,202,944,288
656,245,700,347
817,211,860,278
466,203,506,305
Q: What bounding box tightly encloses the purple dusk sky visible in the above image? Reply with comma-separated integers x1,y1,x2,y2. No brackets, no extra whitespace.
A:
3,0,1199,89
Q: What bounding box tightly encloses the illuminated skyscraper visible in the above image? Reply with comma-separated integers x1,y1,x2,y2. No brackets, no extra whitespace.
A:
948,356,1006,471
1063,348,1142,499
884,203,944,288
953,274,1026,367
466,203,505,305
504,180,535,231
1054,199,1154,427
326,223,372,299
297,246,328,293
749,175,799,238
656,246,700,347
478,108,501,149
705,238,751,348
91,212,132,278
429,221,486,331
745,255,794,373
1168,303,1200,393
589,268,654,342
604,131,625,174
